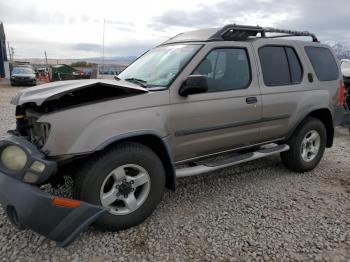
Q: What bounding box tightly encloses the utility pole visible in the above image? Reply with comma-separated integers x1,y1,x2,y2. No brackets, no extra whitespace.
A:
102,18,105,79
44,51,48,69
10,47,14,61
7,41,11,61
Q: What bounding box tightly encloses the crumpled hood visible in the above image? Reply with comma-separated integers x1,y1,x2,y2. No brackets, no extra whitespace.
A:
11,79,148,106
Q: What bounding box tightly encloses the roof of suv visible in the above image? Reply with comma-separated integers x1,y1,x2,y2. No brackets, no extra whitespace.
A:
161,24,318,45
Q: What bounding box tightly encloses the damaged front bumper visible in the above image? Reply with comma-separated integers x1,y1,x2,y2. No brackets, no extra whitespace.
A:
0,134,107,247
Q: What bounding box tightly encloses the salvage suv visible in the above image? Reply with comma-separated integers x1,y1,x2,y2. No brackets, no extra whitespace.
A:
0,25,345,246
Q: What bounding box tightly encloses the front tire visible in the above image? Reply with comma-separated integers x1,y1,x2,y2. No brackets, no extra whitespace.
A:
281,117,327,172
73,142,165,231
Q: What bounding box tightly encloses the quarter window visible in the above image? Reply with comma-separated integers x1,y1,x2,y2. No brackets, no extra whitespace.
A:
305,47,339,81
259,46,303,86
286,47,303,84
192,48,251,92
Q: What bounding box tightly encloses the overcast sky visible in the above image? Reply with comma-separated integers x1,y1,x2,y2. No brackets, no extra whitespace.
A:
0,0,349,59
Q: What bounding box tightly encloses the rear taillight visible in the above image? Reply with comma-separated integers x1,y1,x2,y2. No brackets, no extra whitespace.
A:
338,80,345,106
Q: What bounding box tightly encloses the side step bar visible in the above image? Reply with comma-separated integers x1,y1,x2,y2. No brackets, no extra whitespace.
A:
176,144,289,178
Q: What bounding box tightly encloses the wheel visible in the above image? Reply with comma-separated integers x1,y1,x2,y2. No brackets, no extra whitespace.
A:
281,117,327,172
73,142,165,231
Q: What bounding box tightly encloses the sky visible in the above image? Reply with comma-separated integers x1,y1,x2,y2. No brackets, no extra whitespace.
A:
0,0,349,59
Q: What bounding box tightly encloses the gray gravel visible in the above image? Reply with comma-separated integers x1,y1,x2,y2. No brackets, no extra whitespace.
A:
0,82,350,261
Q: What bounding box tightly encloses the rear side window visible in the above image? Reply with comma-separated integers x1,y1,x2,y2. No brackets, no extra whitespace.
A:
285,47,303,84
305,47,339,81
259,46,303,86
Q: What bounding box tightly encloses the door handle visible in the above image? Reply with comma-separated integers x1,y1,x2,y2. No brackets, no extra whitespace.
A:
308,73,314,83
246,97,258,104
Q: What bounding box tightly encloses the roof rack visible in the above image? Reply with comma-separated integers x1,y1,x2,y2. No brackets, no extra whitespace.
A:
210,24,319,42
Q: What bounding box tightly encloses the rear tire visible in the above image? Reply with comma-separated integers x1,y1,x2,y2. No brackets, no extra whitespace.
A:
73,142,165,231
281,117,327,172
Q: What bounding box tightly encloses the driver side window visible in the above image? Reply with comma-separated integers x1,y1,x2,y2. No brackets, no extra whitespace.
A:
192,48,251,92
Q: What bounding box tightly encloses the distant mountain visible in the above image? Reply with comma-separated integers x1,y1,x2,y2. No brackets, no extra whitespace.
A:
86,56,137,63
324,41,350,59
21,56,137,66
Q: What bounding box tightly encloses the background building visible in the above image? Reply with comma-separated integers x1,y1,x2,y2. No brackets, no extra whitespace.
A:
0,22,8,78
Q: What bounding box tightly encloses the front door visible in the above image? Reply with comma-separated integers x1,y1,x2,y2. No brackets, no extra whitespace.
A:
169,42,262,163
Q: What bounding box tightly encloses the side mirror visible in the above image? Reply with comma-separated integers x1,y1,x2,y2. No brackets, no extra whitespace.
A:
179,75,208,96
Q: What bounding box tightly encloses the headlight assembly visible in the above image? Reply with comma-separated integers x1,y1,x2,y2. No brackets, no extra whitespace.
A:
30,161,46,173
0,145,28,172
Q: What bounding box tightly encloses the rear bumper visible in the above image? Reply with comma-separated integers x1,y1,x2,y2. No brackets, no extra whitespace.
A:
0,173,107,247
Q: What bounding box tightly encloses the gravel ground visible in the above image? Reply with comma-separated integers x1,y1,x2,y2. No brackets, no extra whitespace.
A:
0,81,350,261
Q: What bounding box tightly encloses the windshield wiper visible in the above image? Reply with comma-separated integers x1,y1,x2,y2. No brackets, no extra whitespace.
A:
124,78,148,88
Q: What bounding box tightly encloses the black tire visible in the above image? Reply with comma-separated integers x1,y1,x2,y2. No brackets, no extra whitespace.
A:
73,142,165,231
281,117,327,172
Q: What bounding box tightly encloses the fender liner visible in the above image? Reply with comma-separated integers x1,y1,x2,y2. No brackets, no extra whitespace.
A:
285,107,334,147
95,130,176,191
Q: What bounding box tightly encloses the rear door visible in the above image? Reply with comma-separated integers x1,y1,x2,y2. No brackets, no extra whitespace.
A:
252,40,308,142
169,42,262,163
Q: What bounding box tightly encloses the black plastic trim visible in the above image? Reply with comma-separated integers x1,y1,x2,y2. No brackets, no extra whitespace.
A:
0,173,107,247
175,114,290,137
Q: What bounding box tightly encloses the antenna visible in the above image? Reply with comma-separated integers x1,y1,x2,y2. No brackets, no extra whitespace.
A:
102,19,105,79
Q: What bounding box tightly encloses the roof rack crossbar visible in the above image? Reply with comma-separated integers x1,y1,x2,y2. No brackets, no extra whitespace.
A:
263,27,318,42
211,24,318,42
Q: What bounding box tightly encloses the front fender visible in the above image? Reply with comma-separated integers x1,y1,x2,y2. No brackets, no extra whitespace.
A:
67,109,170,155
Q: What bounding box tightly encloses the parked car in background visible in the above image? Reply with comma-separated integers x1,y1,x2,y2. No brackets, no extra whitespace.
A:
16,64,35,71
341,59,350,88
10,67,36,86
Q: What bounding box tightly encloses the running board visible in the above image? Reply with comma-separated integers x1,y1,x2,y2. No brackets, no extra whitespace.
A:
176,144,290,178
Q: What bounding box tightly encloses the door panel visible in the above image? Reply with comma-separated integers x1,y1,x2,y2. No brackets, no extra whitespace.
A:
169,42,261,162
252,40,312,143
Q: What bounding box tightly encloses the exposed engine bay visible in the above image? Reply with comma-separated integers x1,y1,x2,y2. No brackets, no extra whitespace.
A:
12,80,148,148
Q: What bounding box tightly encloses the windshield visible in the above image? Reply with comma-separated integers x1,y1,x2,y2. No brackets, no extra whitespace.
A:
118,44,202,88
341,61,350,70
12,68,33,74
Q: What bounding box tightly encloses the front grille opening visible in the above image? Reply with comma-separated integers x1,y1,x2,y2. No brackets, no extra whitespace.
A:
28,121,51,148
16,109,51,148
